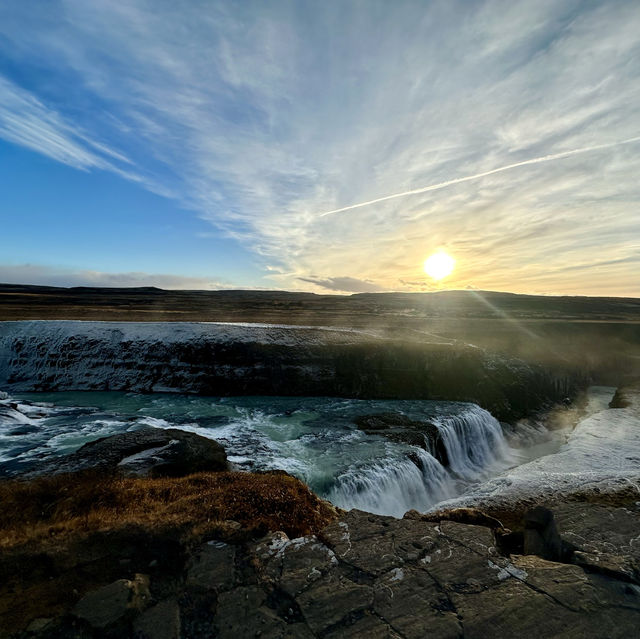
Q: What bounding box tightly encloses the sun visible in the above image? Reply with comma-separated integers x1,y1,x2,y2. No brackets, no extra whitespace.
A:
424,251,455,281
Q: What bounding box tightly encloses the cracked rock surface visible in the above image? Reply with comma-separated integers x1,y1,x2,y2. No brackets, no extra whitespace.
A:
14,505,640,639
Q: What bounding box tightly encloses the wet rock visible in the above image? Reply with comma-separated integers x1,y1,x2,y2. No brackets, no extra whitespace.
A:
354,413,449,465
6,424,39,436
71,573,150,630
23,427,228,478
0,404,33,425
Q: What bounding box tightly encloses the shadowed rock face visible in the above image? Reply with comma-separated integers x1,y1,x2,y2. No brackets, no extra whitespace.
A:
0,321,583,422
23,428,229,478
354,413,449,466
523,506,564,561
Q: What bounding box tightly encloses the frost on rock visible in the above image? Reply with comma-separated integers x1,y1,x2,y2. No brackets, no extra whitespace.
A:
0,320,378,394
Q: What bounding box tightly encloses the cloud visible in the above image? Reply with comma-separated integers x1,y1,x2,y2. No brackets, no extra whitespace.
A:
298,276,386,294
0,75,136,177
317,135,640,217
0,264,228,290
0,1,639,295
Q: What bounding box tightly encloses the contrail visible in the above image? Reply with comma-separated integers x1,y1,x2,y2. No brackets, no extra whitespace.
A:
318,135,640,217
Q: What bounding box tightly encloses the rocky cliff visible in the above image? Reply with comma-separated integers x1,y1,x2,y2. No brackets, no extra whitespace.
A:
0,321,582,422
3,499,639,638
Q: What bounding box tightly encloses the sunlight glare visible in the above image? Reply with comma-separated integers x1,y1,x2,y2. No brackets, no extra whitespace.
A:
424,251,455,281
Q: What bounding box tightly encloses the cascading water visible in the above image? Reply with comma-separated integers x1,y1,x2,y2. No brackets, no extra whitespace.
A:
327,448,455,517
431,406,513,481
326,406,514,517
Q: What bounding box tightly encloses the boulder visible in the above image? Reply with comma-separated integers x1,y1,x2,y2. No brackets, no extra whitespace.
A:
354,413,449,465
24,427,228,478
609,388,631,408
72,574,150,630
185,541,237,591
554,502,640,582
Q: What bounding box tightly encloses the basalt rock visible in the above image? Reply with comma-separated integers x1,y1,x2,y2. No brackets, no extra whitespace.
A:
523,506,563,561
72,574,151,631
354,413,449,466
5,503,640,637
22,427,228,478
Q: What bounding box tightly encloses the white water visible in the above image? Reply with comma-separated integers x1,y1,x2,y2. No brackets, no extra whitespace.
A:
327,447,455,515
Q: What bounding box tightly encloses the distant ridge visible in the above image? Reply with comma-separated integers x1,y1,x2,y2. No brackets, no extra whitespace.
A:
0,282,638,324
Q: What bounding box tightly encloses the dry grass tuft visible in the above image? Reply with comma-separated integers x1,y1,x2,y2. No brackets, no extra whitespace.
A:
0,470,338,549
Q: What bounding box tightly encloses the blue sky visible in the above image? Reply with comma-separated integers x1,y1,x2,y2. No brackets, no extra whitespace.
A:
0,0,639,295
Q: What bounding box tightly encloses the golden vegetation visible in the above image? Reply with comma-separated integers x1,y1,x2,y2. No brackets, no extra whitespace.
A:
0,470,338,549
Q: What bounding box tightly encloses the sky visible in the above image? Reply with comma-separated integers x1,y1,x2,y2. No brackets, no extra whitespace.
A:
0,0,639,296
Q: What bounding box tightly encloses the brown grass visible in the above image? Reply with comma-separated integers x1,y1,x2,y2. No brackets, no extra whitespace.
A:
0,470,338,550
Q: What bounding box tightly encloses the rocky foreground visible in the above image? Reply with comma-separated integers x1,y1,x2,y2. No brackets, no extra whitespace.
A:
3,496,639,638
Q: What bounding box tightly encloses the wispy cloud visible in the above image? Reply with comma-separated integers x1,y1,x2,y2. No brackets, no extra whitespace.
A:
0,1,639,295
0,75,132,173
317,135,640,217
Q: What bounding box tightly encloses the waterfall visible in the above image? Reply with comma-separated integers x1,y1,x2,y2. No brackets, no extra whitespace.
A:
431,405,512,481
327,448,455,518
326,405,513,516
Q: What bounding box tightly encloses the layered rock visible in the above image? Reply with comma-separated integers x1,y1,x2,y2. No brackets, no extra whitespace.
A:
354,413,449,465
0,321,582,421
